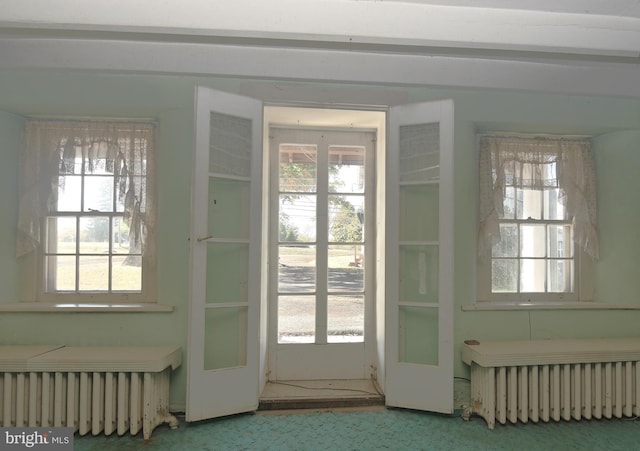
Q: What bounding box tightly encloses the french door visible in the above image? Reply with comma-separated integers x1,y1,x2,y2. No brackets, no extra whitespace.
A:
385,100,455,414
186,87,263,421
187,85,454,420
268,127,375,380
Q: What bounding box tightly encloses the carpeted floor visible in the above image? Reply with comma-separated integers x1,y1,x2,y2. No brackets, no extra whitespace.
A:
74,406,640,451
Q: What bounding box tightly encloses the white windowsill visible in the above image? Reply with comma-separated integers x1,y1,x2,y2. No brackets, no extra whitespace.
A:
462,302,640,311
0,302,174,313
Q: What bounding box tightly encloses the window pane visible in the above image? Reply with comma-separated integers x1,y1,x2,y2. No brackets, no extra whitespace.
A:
279,195,316,242
520,259,545,292
46,217,76,253
548,259,573,293
84,176,114,212
492,259,517,292
327,295,364,343
548,225,573,258
328,245,364,292
278,245,316,293
493,224,518,257
278,295,315,344
520,224,545,257
112,255,142,291
501,186,516,219
79,217,110,253
328,195,364,243
78,256,109,290
543,188,565,220
56,176,82,211
46,256,76,291
279,144,317,192
517,188,542,220
328,145,365,193
112,217,134,254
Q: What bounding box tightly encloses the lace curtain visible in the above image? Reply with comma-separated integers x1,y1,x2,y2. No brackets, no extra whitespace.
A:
478,135,599,259
17,119,156,259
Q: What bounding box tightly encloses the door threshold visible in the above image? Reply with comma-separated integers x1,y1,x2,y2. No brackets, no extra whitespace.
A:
259,379,384,411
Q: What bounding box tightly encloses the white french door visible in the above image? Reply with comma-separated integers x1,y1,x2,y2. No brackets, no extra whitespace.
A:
268,127,375,381
385,100,455,414
187,87,263,421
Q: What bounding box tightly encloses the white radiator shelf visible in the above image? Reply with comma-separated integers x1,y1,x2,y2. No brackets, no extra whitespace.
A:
0,345,182,440
462,337,640,367
462,338,640,429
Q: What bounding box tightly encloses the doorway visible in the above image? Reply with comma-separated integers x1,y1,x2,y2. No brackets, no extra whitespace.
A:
264,109,384,403
187,89,454,421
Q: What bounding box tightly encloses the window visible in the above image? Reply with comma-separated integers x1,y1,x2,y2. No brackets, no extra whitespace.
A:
18,120,157,302
477,134,598,303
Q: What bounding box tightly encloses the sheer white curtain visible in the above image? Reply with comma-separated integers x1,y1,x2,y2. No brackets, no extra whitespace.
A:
478,135,599,259
17,120,156,259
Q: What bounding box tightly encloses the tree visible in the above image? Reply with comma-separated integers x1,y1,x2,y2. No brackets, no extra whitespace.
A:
330,200,362,243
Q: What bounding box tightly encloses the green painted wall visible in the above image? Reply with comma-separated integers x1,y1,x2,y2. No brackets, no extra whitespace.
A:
0,70,639,407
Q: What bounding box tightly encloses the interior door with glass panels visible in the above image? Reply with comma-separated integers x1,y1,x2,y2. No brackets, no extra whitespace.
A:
385,100,454,414
269,127,375,380
187,87,263,421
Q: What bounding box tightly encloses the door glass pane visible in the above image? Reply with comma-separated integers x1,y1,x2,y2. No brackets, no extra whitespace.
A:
328,295,364,343
204,307,247,370
279,195,316,242
278,295,315,344
328,245,364,292
328,145,365,193
328,195,364,243
399,185,438,242
210,112,252,177
400,245,439,303
208,179,250,239
278,245,316,293
399,122,440,183
399,306,438,365
206,242,248,304
279,144,317,192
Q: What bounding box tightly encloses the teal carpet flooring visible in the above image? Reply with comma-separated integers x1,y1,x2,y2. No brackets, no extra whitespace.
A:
74,407,639,451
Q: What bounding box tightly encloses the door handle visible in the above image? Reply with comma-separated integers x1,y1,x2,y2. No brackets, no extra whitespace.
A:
197,235,213,242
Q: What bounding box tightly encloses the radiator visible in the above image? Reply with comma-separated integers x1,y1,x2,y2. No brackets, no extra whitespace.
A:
0,346,182,440
461,338,640,429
